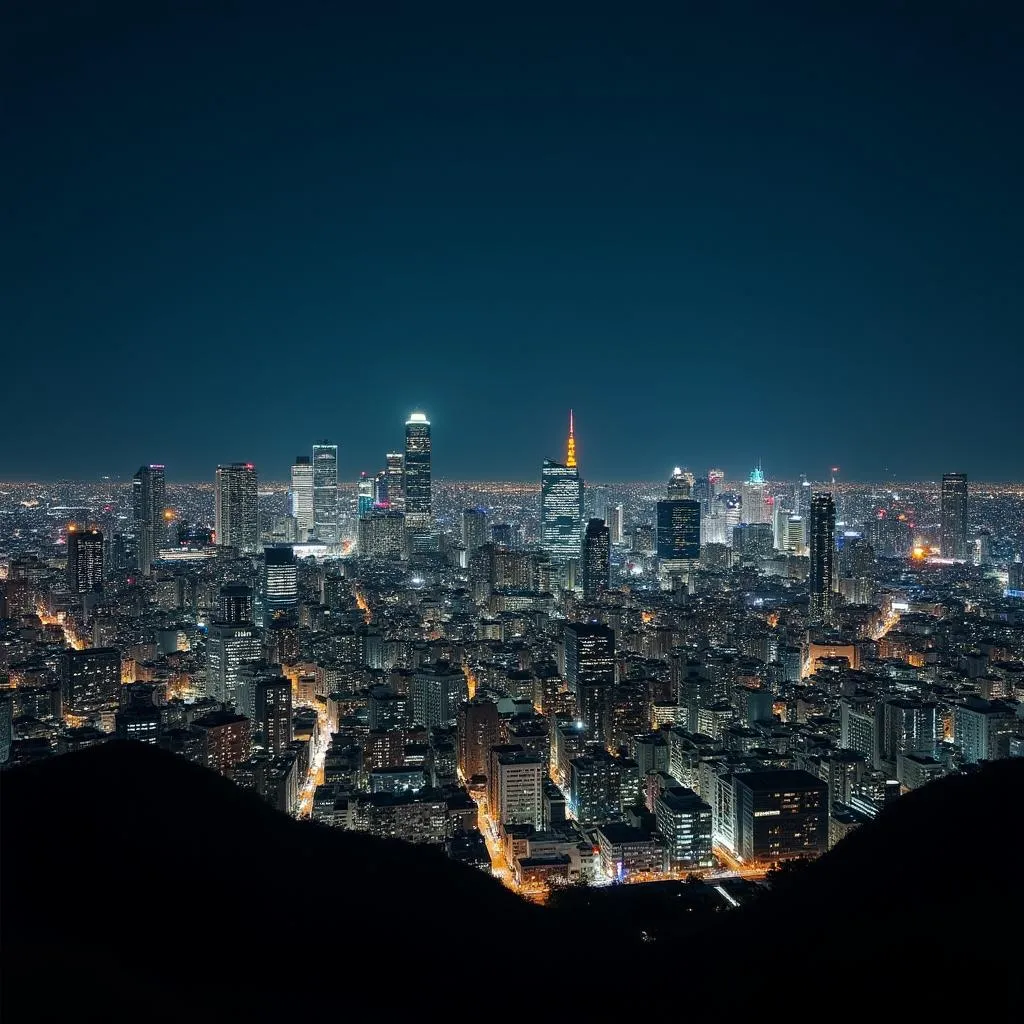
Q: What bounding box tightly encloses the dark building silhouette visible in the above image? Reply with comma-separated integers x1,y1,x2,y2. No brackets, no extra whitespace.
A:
809,491,836,623
582,518,610,601
256,676,292,754
132,463,166,575
60,647,120,716
457,698,501,782
404,412,432,532
940,472,968,560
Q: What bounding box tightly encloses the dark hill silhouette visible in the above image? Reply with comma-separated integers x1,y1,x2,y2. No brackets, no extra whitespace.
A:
3,744,1020,1016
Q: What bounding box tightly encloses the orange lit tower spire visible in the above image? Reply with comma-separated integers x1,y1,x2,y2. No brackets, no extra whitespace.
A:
566,410,577,468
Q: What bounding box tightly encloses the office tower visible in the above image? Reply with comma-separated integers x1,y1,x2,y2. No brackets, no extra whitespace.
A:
608,504,624,545
461,507,489,553
217,583,254,624
215,462,259,553
312,442,339,544
656,499,701,585
785,515,807,553
60,647,120,716
410,661,469,730
255,676,293,754
541,412,584,568
582,519,611,601
733,769,829,863
385,451,405,511
739,465,769,525
564,622,615,688
568,750,634,824
115,697,162,745
940,472,968,560
357,472,374,516
263,545,298,615
590,484,609,523
493,752,544,829
491,523,514,548
954,697,1016,763
708,469,724,511
667,468,692,499
290,456,314,539
404,412,432,532
205,622,262,705
654,788,713,869
67,525,103,594
773,505,791,551
132,463,166,575
357,508,408,560
809,491,836,623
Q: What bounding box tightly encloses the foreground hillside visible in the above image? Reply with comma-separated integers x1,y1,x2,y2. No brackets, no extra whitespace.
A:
3,744,1020,1015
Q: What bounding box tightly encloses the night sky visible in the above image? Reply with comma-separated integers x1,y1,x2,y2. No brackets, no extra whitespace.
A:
5,2,1023,482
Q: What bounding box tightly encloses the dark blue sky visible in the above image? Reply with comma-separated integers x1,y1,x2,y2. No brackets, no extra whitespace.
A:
4,2,1023,482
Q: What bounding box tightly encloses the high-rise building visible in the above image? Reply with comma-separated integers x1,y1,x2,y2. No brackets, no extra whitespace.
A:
656,499,701,563
217,583,254,624
733,769,829,864
67,525,103,594
357,472,374,516
312,442,339,545
404,413,432,532
954,697,1016,763
132,464,166,575
667,468,693,499
493,751,544,829
809,491,836,623
608,504,624,545
654,787,713,869
193,710,252,778
940,472,968,560
457,698,501,782
256,676,293,755
410,661,468,730
357,508,407,560
541,412,584,569
740,465,769,525
582,519,611,601
461,507,489,554
385,451,405,511
263,545,298,615
215,463,259,553
60,647,121,716
290,456,314,539
564,622,615,691
206,623,262,706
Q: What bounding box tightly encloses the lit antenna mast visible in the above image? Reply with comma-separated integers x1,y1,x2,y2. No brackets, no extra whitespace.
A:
566,410,577,468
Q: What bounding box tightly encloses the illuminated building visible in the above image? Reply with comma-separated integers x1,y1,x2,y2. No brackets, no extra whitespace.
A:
656,498,701,583
491,522,514,547
493,751,544,829
290,456,314,539
569,750,634,823
132,463,166,575
404,412,432,532
256,675,293,755
357,508,407,560
809,491,836,623
733,769,828,863
582,518,610,601
667,467,692,499
67,525,103,594
457,698,501,782
654,787,713,869
461,507,489,553
205,623,261,706
263,545,298,615
740,465,769,525
940,472,968,560
595,823,667,879
564,622,615,694
954,697,1016,763
215,462,259,553
410,661,468,730
590,483,609,522
192,709,252,778
312,442,339,544
784,515,807,553
608,504,624,545
385,451,405,511
60,647,120,717
115,699,161,745
732,522,773,560
357,472,374,516
541,412,584,570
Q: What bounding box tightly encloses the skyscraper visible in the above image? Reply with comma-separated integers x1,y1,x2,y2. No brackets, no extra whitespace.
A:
312,442,339,544
940,472,968,560
215,463,259,553
132,464,166,575
357,472,374,516
385,451,405,511
582,519,611,601
656,499,701,587
461,507,489,553
67,525,103,594
263,545,298,616
206,622,262,705
404,413,432,532
667,468,693,499
290,456,314,539
608,504,624,545
740,465,769,525
541,412,584,570
809,491,836,623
